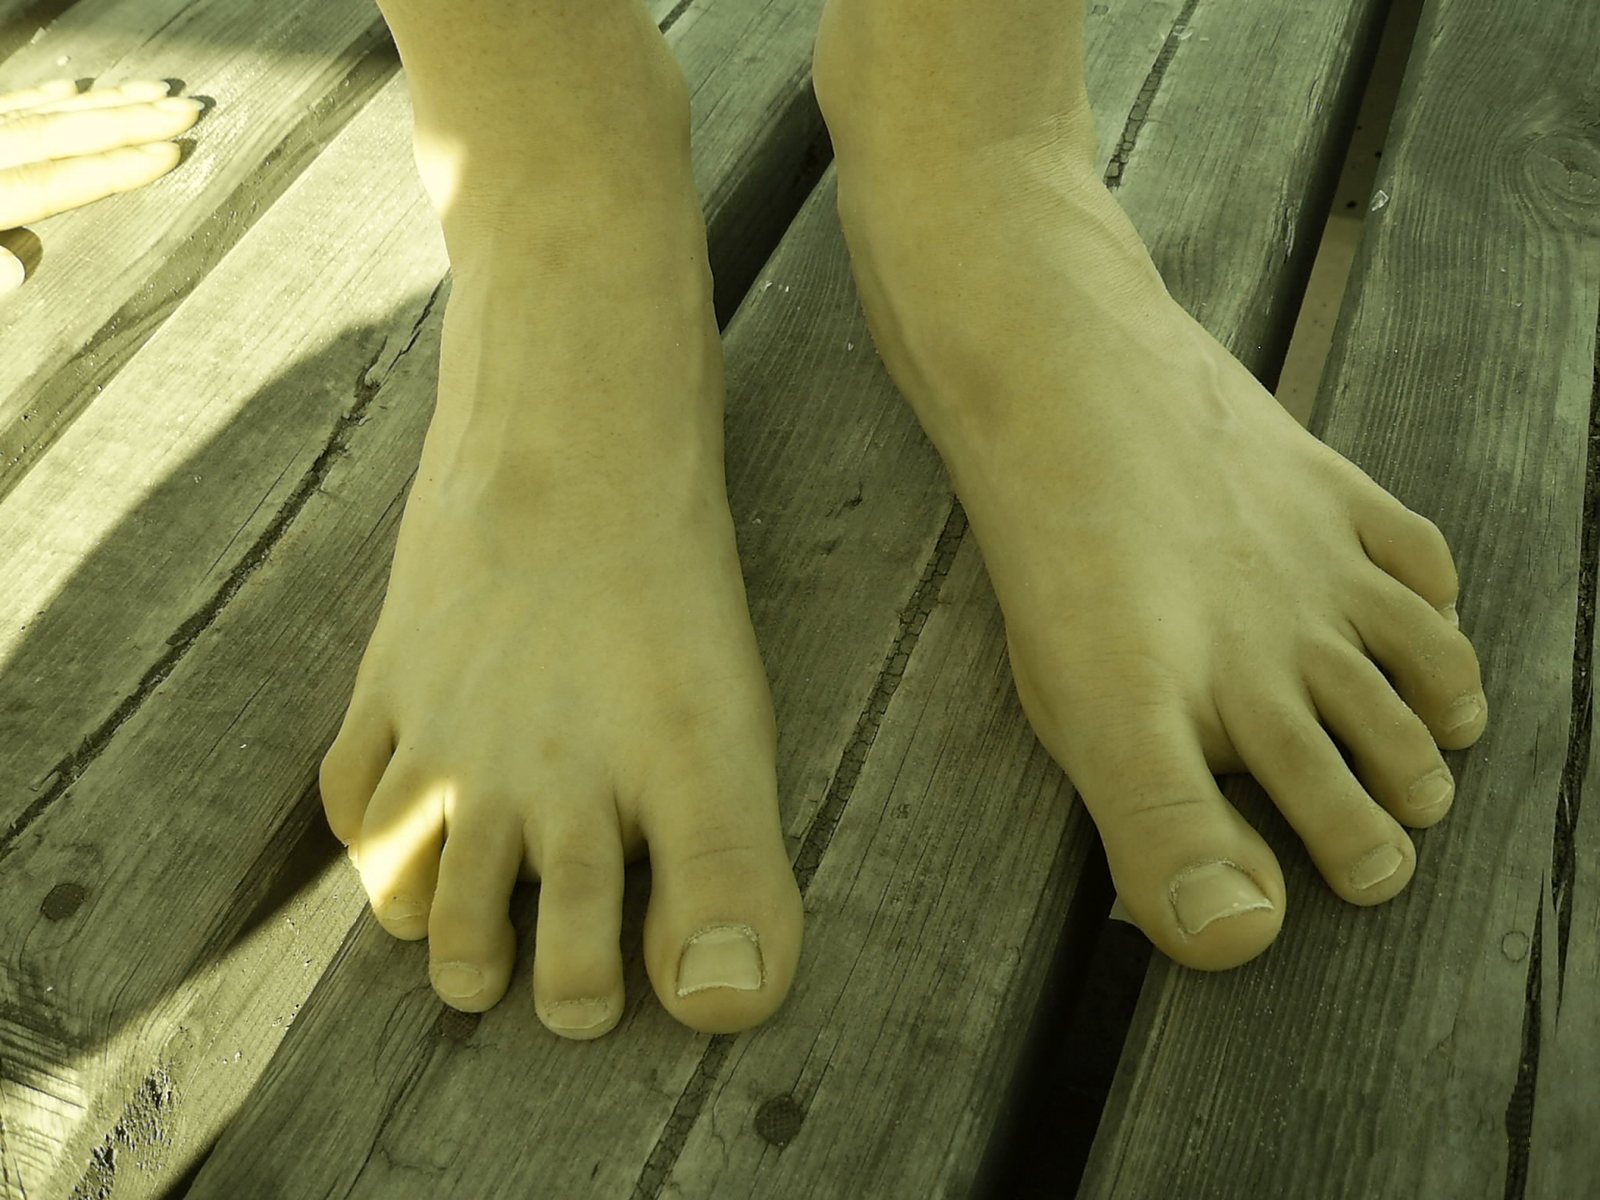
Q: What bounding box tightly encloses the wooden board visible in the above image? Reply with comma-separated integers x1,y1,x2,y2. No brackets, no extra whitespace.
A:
1081,0,1600,1194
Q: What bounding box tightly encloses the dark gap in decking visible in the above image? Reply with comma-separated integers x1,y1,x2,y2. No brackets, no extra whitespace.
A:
1551,324,1599,995
0,280,444,871
1502,902,1540,1200
630,500,969,1198
789,500,969,893
660,0,697,34
0,19,398,508
1103,0,1202,191
1499,301,1599,1200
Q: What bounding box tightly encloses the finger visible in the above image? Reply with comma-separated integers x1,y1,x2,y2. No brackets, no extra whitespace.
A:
0,245,22,293
0,100,200,171
0,79,80,116
0,143,180,228
26,80,178,116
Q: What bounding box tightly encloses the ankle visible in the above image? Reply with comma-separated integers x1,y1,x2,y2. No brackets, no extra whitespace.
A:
812,0,1099,178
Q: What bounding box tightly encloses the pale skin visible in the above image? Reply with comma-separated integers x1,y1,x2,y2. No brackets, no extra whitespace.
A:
320,0,1488,1040
0,78,204,292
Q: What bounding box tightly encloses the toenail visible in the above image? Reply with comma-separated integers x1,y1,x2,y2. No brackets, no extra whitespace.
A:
1169,861,1274,936
432,961,483,1000
1349,845,1403,892
1442,694,1483,733
546,998,611,1033
383,899,425,923
1408,768,1453,812
677,923,764,997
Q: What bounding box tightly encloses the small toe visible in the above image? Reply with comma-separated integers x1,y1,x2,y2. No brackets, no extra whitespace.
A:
530,802,628,1041
1061,701,1285,972
428,809,523,1013
639,771,804,1035
1303,637,1456,829
1346,571,1487,750
1349,484,1459,612
1219,676,1416,907
319,693,394,848
354,755,444,941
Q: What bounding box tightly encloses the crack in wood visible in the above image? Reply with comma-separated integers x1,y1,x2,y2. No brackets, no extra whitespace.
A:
1501,300,1600,1200
1502,901,1541,1200
1550,324,1599,999
1103,0,1202,192
790,498,968,893
628,498,968,1197
660,0,697,35
0,280,445,873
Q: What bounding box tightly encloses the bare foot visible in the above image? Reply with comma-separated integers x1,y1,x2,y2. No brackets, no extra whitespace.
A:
814,58,1487,971
319,166,802,1037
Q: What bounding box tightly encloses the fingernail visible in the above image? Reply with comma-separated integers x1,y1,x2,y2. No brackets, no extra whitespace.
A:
677,924,764,997
1443,694,1483,733
432,961,482,1000
1170,861,1274,936
134,142,178,161
546,998,611,1033
1442,602,1459,627
154,96,202,115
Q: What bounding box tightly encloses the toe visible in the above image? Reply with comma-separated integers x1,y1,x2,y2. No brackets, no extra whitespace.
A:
1347,571,1487,750
639,770,804,1035
1062,701,1285,971
319,692,394,848
1303,636,1456,829
427,808,523,1013
354,754,444,941
1219,675,1417,907
530,802,627,1041
1348,482,1459,612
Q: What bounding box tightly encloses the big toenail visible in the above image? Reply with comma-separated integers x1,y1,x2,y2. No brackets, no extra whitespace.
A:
1169,861,1274,936
1409,768,1453,811
676,924,764,997
1349,845,1403,891
433,962,483,999
383,899,425,923
546,998,611,1033
1442,694,1483,733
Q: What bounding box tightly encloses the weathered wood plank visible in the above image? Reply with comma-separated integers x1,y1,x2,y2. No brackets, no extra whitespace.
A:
0,1,848,1196
1082,0,1600,1193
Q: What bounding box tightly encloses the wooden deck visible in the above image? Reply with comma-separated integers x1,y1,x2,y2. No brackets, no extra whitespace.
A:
1,0,1595,1196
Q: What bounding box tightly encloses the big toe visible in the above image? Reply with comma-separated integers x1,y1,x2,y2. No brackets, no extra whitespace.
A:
639,771,804,1035
1061,704,1287,971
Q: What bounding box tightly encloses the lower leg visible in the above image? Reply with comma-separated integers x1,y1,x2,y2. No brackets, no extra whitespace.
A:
323,0,805,1038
